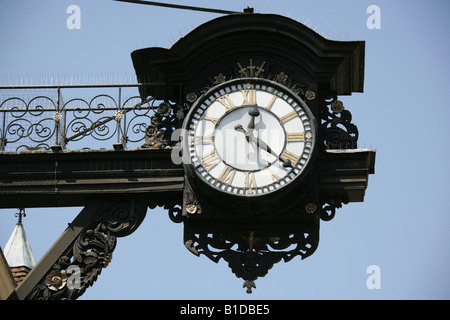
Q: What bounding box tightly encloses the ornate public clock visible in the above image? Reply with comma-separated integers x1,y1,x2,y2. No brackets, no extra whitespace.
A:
130,12,373,295
182,78,317,214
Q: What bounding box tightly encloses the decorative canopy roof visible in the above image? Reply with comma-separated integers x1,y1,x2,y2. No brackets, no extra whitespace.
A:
3,221,36,270
132,13,365,99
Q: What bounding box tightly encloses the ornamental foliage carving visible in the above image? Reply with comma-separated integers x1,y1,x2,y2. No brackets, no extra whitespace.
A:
141,101,183,149
27,201,147,300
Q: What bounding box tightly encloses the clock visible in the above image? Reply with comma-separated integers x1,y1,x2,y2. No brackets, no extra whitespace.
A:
182,78,317,213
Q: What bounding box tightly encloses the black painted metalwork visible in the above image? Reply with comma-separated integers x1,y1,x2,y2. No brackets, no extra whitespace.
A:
0,84,182,152
25,200,147,300
319,94,359,149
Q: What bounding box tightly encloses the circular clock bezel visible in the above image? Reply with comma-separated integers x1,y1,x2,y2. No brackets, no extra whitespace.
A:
182,77,317,200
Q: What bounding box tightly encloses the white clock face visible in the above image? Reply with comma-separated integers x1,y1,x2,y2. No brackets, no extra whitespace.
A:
185,79,315,196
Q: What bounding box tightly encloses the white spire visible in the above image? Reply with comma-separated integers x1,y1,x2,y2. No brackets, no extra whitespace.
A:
3,212,36,270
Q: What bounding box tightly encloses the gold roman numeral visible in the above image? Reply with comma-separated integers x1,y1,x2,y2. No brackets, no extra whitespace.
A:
218,165,236,184
217,94,236,111
286,132,305,142
241,89,256,105
194,134,213,145
244,171,258,189
267,168,280,182
201,116,219,124
280,149,300,164
265,94,277,110
201,150,220,171
280,111,297,123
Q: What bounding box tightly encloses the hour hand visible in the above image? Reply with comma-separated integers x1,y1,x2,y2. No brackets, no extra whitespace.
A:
234,124,252,143
247,108,260,131
234,124,245,133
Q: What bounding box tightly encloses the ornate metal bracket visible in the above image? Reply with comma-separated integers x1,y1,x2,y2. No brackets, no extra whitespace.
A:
320,200,344,222
180,183,322,293
25,200,147,300
319,95,358,149
184,224,319,293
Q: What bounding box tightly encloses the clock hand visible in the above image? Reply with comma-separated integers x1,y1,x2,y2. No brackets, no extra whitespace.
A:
253,136,277,158
236,108,260,142
253,136,293,168
234,124,292,168
246,108,260,132
234,124,253,145
234,124,250,142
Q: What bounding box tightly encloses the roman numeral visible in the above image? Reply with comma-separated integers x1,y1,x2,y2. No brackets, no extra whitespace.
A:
244,171,258,189
201,150,220,171
194,134,214,145
218,165,236,184
286,132,304,142
267,168,280,182
201,116,219,124
280,149,300,164
265,94,277,110
217,94,236,111
241,89,256,105
280,111,297,123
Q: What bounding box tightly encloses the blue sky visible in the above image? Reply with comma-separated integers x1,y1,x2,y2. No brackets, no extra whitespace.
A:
1,0,450,300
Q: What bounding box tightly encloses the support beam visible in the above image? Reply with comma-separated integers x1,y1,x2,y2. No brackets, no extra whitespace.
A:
0,148,374,209
0,148,184,208
0,247,17,300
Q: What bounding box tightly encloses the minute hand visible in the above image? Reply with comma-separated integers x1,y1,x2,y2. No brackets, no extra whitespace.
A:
250,135,292,168
251,135,277,158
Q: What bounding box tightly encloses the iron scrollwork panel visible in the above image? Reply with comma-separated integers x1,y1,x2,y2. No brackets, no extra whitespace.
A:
319,94,359,149
319,200,344,222
0,85,179,152
60,94,157,148
183,219,319,293
0,95,59,151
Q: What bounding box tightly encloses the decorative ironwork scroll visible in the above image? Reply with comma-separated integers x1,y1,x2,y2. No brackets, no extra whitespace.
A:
181,187,322,293
26,200,147,300
184,223,319,293
320,200,344,222
319,95,359,149
0,84,179,152
141,101,185,149
185,58,311,112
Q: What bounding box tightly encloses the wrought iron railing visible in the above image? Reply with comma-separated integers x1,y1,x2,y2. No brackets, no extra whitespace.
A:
0,84,177,152
0,82,359,152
